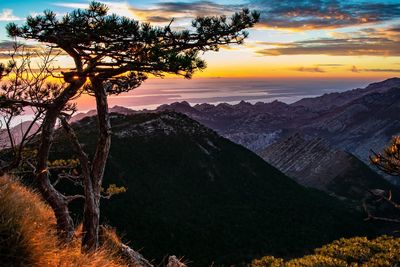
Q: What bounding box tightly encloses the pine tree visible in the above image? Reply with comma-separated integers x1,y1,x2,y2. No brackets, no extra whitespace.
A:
4,1,259,251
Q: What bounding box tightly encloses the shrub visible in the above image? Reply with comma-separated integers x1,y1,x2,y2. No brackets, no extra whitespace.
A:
252,236,400,267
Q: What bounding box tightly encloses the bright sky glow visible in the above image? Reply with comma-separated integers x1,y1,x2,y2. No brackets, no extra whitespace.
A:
0,0,399,109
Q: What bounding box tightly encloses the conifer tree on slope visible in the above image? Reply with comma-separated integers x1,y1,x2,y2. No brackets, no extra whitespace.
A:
4,2,259,251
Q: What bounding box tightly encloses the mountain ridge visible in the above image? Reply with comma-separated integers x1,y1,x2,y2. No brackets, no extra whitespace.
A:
259,132,398,201
52,111,374,266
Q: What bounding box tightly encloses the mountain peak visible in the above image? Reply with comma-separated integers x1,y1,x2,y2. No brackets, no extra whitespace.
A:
365,77,400,92
108,111,215,138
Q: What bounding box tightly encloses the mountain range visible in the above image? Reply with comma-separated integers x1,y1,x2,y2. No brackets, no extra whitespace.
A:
73,78,400,165
71,77,400,191
51,111,373,266
2,78,399,265
155,78,400,187
0,121,39,150
156,78,400,163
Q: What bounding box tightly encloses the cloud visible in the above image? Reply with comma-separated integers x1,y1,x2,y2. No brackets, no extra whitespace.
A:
0,40,42,51
317,64,344,67
53,2,88,9
128,1,239,24
252,0,400,30
0,41,17,50
54,1,236,24
351,66,400,73
52,0,400,30
54,1,134,18
294,64,344,72
296,66,326,73
351,65,359,72
0,9,21,21
364,68,400,72
128,0,400,29
256,25,400,56
0,41,65,60
0,41,38,58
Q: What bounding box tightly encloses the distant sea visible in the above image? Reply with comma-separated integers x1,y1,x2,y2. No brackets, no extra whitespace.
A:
74,77,382,111
7,77,386,125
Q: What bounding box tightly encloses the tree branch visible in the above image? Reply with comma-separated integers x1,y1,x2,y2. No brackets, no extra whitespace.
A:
363,201,400,223
65,194,85,203
59,116,91,178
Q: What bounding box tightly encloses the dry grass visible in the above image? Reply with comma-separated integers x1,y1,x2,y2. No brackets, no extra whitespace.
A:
0,175,128,266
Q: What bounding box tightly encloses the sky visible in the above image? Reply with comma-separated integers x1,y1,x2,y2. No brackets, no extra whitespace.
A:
0,0,399,109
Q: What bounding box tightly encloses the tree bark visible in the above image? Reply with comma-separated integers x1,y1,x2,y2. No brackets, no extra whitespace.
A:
82,78,112,251
35,80,85,241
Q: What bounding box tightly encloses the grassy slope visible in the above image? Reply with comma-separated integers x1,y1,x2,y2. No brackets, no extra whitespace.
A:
0,175,125,267
52,112,375,266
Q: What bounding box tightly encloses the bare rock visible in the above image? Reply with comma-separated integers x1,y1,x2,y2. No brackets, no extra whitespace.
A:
121,243,154,267
166,256,187,267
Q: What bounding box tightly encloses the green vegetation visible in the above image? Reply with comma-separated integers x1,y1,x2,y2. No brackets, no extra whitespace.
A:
50,112,377,266
2,0,259,250
252,236,400,267
370,136,400,177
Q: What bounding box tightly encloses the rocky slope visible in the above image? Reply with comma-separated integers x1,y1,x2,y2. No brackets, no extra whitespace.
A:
301,86,400,164
155,78,400,185
70,78,400,188
156,78,400,158
259,133,397,200
53,111,372,267
0,121,39,149
72,78,400,159
291,77,400,112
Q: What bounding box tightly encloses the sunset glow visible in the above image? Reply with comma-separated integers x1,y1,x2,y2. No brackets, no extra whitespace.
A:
0,0,399,109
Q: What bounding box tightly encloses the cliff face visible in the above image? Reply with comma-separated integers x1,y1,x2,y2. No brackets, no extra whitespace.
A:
259,133,397,200
260,133,349,191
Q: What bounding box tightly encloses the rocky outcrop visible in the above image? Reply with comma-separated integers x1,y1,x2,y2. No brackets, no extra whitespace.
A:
166,256,187,267
120,243,154,267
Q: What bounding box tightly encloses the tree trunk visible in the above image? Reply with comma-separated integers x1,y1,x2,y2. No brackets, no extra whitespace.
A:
36,110,75,240
81,185,100,251
36,81,85,241
82,78,112,251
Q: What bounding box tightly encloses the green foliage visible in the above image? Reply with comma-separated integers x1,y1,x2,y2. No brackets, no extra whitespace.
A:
252,256,285,267
50,112,376,267
101,184,127,198
252,236,400,267
7,1,260,94
370,136,400,177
